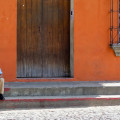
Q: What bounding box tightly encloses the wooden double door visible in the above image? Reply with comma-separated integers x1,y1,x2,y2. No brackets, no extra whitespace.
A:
17,0,70,78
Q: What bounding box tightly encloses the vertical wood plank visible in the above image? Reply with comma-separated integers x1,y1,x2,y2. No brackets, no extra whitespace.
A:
52,0,59,77
18,0,27,77
26,0,32,77
31,0,42,77
17,0,21,77
45,0,53,77
58,0,65,76
64,0,70,77
42,0,49,77
36,0,43,77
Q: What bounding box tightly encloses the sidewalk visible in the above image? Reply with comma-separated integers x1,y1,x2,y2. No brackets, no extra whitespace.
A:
0,106,120,120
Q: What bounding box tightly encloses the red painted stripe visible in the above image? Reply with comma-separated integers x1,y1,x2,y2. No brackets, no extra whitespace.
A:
3,97,120,102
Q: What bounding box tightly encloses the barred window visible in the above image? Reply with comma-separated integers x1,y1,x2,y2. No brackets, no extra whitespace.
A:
110,0,119,45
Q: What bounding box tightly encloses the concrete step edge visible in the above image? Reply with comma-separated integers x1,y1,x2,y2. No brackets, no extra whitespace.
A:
5,82,120,88
1,95,120,109
5,95,120,101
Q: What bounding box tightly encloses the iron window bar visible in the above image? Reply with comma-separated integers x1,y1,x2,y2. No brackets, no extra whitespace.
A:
110,0,119,46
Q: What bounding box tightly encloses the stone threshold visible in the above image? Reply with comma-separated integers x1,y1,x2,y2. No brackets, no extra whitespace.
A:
5,81,120,88
4,81,120,97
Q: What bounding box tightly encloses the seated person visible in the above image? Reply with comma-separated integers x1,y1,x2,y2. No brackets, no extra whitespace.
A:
0,68,5,100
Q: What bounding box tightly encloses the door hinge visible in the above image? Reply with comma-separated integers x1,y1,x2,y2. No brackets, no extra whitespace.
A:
71,10,74,16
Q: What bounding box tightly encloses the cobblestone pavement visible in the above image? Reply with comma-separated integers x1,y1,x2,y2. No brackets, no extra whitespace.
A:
0,106,120,120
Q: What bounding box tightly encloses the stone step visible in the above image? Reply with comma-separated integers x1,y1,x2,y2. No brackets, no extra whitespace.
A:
1,95,120,109
4,81,120,97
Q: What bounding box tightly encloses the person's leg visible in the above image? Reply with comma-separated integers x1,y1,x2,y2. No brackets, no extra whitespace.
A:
0,78,5,100
0,78,4,94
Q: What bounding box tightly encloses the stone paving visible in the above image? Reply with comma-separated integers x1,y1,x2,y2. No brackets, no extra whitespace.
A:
0,106,120,120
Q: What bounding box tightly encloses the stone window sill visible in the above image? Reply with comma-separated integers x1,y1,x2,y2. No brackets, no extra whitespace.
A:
112,44,120,56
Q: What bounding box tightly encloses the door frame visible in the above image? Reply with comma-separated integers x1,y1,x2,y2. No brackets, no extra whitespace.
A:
70,0,74,77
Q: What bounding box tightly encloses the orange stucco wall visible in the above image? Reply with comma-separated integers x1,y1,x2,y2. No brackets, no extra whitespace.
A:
0,0,119,82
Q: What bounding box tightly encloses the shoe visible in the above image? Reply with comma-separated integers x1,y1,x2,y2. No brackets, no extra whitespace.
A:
0,94,5,100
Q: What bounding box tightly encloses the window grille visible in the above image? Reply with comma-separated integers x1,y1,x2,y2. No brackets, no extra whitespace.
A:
110,0,119,46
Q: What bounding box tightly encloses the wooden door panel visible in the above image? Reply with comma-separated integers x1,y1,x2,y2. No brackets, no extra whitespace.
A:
17,0,27,77
31,0,43,77
17,0,70,78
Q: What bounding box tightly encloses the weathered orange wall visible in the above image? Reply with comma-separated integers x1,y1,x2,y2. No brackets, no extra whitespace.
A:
0,0,119,82
0,0,16,82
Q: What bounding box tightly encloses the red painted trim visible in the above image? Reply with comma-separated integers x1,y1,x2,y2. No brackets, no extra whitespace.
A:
4,88,10,92
3,98,120,102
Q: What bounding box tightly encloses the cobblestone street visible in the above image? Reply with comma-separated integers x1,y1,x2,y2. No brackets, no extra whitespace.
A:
0,106,120,120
